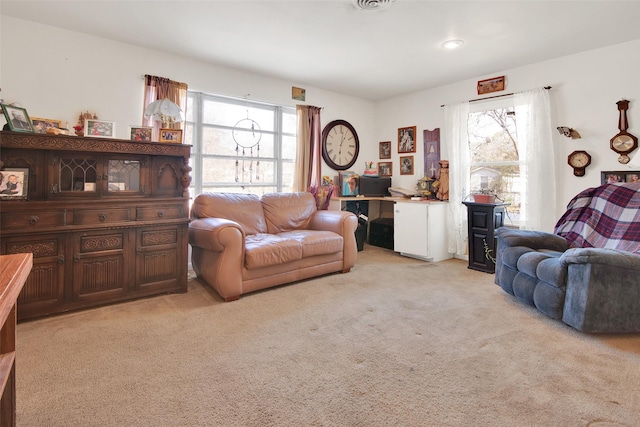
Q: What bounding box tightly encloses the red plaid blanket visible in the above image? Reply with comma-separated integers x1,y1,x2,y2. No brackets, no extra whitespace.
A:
554,182,640,253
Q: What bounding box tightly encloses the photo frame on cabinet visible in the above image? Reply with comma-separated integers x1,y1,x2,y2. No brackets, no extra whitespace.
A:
601,170,640,184
84,119,116,138
31,117,62,134
159,128,183,143
398,126,416,153
0,168,29,199
1,104,34,133
400,156,414,175
378,162,392,177
129,126,153,141
379,141,391,159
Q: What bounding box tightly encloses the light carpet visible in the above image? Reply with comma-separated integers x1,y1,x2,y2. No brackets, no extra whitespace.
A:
16,244,640,426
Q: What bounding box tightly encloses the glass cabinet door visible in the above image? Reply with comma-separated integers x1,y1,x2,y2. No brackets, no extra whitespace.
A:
48,153,147,198
107,159,141,193
57,157,98,193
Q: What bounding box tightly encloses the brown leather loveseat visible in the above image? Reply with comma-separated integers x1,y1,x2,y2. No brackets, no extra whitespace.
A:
189,192,358,301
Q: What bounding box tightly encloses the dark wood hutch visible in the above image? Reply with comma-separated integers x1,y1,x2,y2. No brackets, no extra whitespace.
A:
0,131,191,321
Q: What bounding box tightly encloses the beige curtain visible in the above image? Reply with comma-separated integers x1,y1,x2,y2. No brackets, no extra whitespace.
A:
293,105,322,192
142,75,188,134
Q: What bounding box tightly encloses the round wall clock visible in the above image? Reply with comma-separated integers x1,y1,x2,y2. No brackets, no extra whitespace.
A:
568,150,591,177
610,100,638,164
321,120,360,171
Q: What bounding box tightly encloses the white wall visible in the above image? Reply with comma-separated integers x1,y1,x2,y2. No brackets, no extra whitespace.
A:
375,39,640,228
2,15,639,229
0,16,377,182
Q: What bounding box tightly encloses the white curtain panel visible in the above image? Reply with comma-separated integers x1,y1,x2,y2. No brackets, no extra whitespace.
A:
444,101,470,256
515,89,556,232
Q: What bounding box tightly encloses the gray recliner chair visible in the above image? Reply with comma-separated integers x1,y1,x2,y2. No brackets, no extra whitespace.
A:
495,183,640,333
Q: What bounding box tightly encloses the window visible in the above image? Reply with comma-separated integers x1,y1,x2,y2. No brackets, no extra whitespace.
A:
468,99,521,222
185,92,296,198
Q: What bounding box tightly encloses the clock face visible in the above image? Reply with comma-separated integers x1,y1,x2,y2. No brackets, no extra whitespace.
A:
568,150,591,177
611,133,637,154
321,120,359,171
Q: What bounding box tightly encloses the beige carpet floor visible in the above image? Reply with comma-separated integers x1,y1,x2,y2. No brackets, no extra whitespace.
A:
16,244,640,426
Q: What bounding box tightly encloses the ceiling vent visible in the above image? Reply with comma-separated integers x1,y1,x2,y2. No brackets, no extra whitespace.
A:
352,0,395,12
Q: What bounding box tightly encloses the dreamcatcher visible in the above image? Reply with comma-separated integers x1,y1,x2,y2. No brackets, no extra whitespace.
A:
233,97,262,184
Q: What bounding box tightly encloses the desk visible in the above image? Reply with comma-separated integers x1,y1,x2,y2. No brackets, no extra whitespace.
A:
329,196,402,222
329,197,452,262
0,253,32,426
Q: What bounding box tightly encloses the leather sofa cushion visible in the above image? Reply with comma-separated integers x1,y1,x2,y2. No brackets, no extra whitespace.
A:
244,230,343,269
262,192,316,234
191,192,267,235
278,230,343,258
245,234,303,269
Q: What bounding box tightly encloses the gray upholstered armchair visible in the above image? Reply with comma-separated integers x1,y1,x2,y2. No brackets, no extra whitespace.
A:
495,183,640,333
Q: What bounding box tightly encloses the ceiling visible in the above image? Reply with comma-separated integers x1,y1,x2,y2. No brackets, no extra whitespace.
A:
3,1,640,101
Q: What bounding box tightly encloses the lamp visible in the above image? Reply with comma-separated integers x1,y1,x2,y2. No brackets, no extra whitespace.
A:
144,98,184,127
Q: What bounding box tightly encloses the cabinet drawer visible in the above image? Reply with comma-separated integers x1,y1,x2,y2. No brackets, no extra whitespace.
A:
0,210,66,230
74,208,132,225
136,205,185,221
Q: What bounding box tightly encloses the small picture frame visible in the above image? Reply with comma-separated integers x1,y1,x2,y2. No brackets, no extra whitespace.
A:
159,128,183,143
398,126,416,153
379,141,391,159
339,171,359,197
292,86,306,101
601,170,640,184
129,126,153,141
477,75,505,95
378,162,392,177
0,168,29,199
31,117,62,134
400,156,414,175
1,104,34,133
84,119,116,138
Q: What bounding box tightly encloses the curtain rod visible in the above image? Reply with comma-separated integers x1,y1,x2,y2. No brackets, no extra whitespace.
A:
440,86,551,108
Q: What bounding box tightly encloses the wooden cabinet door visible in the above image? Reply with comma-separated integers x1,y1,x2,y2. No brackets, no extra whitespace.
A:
1,233,66,319
71,229,134,302
135,224,187,293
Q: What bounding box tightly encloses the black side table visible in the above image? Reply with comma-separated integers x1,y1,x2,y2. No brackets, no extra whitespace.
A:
462,201,509,273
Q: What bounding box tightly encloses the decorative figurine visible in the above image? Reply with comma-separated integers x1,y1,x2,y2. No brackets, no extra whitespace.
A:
436,160,449,201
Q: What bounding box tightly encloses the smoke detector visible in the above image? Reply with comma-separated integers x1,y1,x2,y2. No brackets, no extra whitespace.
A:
352,0,395,11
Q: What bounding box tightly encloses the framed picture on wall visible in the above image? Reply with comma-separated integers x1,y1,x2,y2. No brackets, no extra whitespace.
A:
400,156,414,175
379,141,391,159
601,170,640,184
477,75,505,95
378,162,392,177
398,126,416,153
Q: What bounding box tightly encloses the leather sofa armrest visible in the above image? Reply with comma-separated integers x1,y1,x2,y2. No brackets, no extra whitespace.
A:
561,247,640,270
189,217,245,252
308,210,358,236
496,227,569,252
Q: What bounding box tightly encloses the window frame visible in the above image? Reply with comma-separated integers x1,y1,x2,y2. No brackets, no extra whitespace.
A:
467,97,522,224
185,92,296,197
